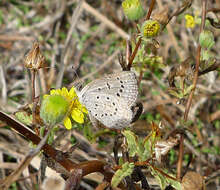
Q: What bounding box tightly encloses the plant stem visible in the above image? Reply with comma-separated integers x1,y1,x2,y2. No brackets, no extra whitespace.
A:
31,69,37,128
184,0,207,121
128,0,156,70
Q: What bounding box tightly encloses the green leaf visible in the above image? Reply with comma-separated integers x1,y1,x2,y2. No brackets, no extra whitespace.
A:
122,130,143,159
150,167,167,190
83,123,94,141
168,89,183,99
142,137,152,160
143,129,159,160
15,112,32,126
111,162,134,188
150,166,181,190
184,85,194,95
167,175,182,190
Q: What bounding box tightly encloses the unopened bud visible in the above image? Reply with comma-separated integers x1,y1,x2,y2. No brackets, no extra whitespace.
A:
24,42,45,70
199,30,215,49
141,20,160,38
122,0,144,21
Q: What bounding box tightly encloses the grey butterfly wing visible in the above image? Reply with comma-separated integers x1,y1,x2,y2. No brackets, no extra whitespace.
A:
85,93,134,129
78,71,138,129
79,71,138,106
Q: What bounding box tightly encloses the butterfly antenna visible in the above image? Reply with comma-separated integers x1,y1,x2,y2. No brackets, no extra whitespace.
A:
71,66,84,91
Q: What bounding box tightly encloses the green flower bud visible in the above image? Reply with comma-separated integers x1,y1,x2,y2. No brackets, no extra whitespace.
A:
141,20,161,38
199,30,215,49
40,95,69,126
122,0,144,21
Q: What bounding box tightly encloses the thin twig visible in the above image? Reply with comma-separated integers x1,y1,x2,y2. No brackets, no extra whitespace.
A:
176,134,184,180
0,65,7,104
31,70,37,127
71,49,121,86
145,0,156,20
82,1,130,39
0,127,53,190
56,0,83,88
0,35,34,41
184,0,207,121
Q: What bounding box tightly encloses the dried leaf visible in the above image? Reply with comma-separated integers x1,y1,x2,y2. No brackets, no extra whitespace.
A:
181,172,204,190
155,136,180,163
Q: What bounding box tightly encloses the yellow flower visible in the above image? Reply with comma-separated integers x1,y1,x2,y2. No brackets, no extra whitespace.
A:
42,87,87,130
185,14,195,28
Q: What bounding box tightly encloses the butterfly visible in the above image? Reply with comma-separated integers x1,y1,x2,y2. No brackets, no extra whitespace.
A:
76,71,142,129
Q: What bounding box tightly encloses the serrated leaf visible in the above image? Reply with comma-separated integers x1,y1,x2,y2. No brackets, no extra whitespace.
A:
142,137,152,160
184,85,194,95
15,112,32,126
168,89,183,98
150,167,168,190
167,177,182,190
111,162,134,188
122,130,143,158
150,166,181,190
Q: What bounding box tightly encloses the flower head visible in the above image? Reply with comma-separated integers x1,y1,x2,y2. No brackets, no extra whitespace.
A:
40,87,87,130
122,0,144,21
141,20,161,38
185,14,195,28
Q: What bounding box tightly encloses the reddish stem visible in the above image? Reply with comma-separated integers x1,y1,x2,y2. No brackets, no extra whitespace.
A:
31,70,37,127
184,0,207,121
127,0,156,70
177,134,184,180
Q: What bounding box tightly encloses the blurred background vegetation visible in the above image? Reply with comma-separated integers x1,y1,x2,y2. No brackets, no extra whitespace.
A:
0,0,219,189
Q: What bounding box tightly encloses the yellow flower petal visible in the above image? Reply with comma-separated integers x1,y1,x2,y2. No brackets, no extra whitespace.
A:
50,89,57,95
71,109,84,124
61,87,68,96
43,94,49,99
44,86,88,129
63,117,72,130
82,106,88,114
185,14,195,28
69,87,77,97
